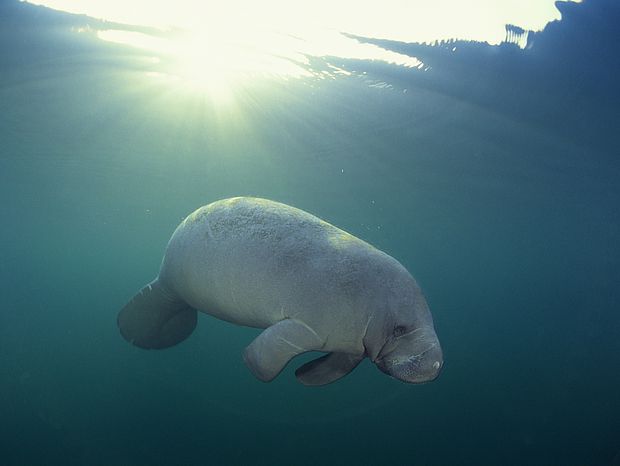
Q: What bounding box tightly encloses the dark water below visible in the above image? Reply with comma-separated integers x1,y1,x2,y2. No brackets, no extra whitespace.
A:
1,1,619,465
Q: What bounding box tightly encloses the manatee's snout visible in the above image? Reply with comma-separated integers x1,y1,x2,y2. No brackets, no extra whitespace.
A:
376,331,443,384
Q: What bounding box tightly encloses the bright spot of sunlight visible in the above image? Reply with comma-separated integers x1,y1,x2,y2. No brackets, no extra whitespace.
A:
23,0,581,101
95,25,423,101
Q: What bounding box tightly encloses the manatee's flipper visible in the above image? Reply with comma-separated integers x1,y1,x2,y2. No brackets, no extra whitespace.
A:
295,352,364,386
243,319,323,382
117,279,197,349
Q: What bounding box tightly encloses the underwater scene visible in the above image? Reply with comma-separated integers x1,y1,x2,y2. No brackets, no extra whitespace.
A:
0,0,619,465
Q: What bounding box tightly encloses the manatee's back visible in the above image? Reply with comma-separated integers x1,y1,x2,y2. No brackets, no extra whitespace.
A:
161,197,386,330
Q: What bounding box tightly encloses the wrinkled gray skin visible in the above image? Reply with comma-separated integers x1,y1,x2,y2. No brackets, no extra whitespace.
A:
118,197,443,385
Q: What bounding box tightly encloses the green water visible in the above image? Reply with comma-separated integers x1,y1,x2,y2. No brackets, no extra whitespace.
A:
1,1,619,465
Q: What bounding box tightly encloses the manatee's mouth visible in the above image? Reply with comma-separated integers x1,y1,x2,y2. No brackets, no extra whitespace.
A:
376,342,437,369
376,342,443,384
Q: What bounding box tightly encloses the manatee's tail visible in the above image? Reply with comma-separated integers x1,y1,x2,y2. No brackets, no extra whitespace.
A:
117,279,197,349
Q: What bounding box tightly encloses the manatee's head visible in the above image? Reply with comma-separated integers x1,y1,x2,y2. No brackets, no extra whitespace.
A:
365,268,443,384
374,326,443,383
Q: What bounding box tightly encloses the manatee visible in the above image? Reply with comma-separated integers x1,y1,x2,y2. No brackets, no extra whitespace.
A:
118,197,443,385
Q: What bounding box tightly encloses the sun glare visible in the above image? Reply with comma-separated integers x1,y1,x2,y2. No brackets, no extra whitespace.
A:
94,22,425,103
23,0,581,102
97,29,238,101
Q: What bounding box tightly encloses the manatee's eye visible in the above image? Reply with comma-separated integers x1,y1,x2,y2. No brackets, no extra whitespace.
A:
393,325,407,337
